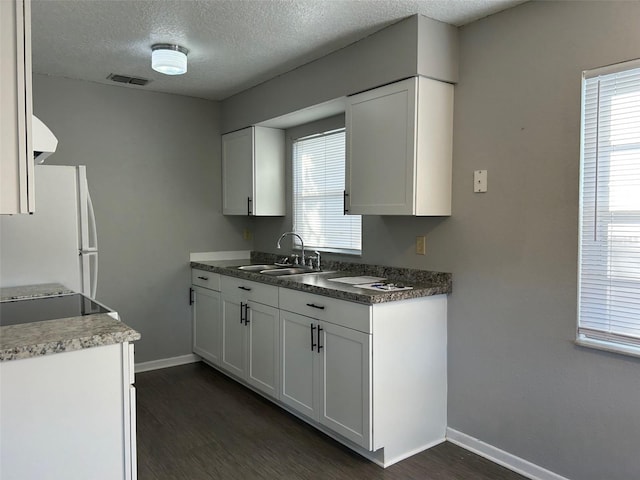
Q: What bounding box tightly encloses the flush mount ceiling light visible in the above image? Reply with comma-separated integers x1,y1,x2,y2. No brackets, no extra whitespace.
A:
151,44,188,75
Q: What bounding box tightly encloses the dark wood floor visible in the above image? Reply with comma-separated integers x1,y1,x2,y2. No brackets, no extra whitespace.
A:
136,362,526,480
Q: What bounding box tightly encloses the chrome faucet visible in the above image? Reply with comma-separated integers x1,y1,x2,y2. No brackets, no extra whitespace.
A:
277,232,305,266
311,250,321,271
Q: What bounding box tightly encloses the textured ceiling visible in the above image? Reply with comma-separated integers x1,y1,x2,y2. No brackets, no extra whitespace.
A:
31,0,526,101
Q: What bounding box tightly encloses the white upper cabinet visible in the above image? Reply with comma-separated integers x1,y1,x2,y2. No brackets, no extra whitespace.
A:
1,0,34,215
345,76,453,216
222,126,285,216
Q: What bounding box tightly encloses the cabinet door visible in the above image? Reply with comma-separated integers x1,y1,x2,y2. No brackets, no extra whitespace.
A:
252,127,285,216
246,301,279,399
221,295,245,377
280,311,317,419
192,286,222,366
346,77,416,215
222,127,253,215
0,0,34,215
0,344,127,479
319,321,372,450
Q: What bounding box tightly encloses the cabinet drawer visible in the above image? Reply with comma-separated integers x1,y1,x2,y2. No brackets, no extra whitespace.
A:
221,275,279,307
191,269,221,291
279,288,371,333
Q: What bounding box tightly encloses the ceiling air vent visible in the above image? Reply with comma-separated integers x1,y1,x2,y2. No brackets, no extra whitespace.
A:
107,73,150,86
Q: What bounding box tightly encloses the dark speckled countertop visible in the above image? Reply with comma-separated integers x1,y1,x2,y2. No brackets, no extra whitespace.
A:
0,284,141,362
191,252,451,305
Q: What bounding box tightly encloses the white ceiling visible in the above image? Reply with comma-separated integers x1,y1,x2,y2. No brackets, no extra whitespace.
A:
31,0,525,101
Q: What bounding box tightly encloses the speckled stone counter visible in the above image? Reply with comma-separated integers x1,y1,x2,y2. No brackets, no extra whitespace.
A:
0,284,141,362
191,252,452,304
1,283,75,302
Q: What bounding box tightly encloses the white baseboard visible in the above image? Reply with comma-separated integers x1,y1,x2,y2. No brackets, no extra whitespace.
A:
446,428,570,480
135,354,200,373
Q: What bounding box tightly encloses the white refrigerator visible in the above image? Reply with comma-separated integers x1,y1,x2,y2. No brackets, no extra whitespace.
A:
0,165,99,298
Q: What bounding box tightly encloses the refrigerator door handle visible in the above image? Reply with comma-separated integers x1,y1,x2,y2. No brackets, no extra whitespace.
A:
79,251,99,299
75,166,98,298
85,189,99,299
77,166,99,298
77,165,98,252
90,251,98,299
86,185,98,252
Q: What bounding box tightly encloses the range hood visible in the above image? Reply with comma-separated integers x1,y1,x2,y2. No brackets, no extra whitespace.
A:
33,115,58,163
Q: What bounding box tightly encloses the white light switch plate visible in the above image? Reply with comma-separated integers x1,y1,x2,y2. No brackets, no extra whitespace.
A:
474,170,488,193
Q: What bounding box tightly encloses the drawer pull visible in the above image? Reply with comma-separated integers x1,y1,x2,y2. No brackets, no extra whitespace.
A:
244,303,250,325
310,324,317,351
240,302,251,325
317,326,324,352
197,276,209,281
306,303,325,310
238,286,252,291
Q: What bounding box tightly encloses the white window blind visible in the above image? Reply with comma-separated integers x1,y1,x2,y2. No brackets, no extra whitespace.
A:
578,59,640,355
293,129,361,254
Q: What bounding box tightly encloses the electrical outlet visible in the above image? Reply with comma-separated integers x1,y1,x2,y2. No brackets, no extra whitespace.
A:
242,228,252,241
416,235,426,255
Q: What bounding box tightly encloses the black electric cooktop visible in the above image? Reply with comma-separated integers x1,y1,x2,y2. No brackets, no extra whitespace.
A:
0,294,111,327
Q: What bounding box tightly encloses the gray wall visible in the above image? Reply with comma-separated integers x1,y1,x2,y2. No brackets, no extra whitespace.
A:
228,2,640,478
447,2,640,479
221,14,457,133
32,75,251,363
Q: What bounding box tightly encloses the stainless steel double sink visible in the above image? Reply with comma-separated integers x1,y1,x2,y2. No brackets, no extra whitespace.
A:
237,264,326,277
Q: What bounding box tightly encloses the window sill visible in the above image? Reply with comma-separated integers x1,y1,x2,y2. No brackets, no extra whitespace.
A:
575,336,640,359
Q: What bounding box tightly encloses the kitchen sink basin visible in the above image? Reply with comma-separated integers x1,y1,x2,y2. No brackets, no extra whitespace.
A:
259,267,316,276
236,264,328,277
237,264,281,272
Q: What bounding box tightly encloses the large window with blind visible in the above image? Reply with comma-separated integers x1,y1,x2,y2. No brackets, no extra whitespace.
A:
292,128,361,254
578,59,640,356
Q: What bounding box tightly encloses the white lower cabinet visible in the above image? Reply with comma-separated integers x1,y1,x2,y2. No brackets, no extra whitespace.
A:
220,276,279,399
279,287,447,467
220,295,244,375
0,342,137,480
191,270,222,366
280,311,316,418
280,309,371,449
246,301,280,396
320,320,371,447
192,269,447,467
192,286,222,365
